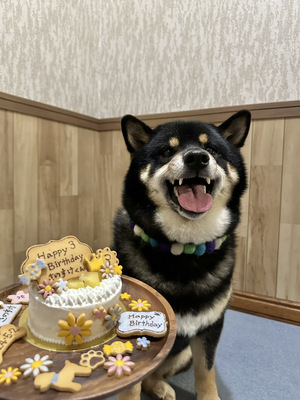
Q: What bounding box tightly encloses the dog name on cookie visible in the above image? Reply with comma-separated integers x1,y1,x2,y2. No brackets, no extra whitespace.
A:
117,311,168,337
0,304,22,327
19,236,93,285
0,324,27,364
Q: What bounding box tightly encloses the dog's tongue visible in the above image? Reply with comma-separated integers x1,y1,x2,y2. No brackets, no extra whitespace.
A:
176,184,212,213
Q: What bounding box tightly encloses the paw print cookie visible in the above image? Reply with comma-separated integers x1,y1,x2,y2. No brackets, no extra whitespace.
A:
79,350,105,370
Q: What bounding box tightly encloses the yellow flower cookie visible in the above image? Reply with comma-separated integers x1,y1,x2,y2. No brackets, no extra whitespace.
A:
120,292,131,301
129,299,151,311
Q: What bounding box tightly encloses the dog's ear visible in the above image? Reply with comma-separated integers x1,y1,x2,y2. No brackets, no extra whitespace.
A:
121,115,154,153
218,110,251,148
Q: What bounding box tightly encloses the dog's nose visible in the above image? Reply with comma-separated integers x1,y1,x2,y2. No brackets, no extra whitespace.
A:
183,149,210,170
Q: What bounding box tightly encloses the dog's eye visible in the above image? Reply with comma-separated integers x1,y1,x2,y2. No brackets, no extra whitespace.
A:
206,147,218,156
159,147,173,159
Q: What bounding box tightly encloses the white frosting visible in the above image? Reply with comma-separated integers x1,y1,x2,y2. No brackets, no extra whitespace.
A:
27,275,122,345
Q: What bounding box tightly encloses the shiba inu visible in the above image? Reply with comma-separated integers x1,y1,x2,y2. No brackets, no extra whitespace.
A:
114,110,251,400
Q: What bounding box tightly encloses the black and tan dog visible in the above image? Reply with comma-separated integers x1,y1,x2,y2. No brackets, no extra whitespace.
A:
114,110,251,400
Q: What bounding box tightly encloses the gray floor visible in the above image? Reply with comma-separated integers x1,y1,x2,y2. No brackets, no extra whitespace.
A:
109,310,300,400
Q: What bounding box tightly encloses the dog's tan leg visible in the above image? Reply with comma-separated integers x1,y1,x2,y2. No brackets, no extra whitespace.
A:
190,336,220,400
142,345,192,400
117,382,141,400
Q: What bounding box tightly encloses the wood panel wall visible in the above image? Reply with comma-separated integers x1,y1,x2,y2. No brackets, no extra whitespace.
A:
0,110,130,287
0,94,299,322
234,117,300,303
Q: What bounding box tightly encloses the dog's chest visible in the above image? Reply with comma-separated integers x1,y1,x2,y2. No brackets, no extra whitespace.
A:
175,285,232,337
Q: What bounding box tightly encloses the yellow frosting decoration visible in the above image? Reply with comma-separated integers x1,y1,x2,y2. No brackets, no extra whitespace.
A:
79,271,100,288
84,253,105,272
67,280,85,289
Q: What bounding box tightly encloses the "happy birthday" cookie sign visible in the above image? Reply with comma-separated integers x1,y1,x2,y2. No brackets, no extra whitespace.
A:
117,311,168,338
19,236,93,285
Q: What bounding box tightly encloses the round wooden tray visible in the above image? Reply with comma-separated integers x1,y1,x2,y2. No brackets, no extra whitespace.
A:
0,275,177,399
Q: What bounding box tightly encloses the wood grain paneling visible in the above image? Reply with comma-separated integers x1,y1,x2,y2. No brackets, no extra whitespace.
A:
38,119,60,242
276,118,300,302
245,120,284,296
13,114,39,274
0,210,14,287
234,124,253,291
0,110,13,209
78,128,96,247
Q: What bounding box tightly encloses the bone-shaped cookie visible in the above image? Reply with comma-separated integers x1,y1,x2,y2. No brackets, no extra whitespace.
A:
0,324,27,364
79,350,105,370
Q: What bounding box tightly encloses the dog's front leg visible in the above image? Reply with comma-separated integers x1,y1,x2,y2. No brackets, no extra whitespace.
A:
190,336,220,400
190,317,224,400
117,382,141,400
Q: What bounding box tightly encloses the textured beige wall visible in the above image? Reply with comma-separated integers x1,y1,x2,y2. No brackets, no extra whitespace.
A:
1,0,299,118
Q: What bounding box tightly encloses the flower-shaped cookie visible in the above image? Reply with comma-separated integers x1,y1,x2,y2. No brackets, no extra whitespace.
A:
113,263,123,276
55,278,69,294
0,367,21,385
93,305,107,320
104,354,135,378
100,262,114,279
20,354,53,377
38,279,56,298
58,312,93,345
6,290,29,304
129,299,151,312
104,304,122,330
136,337,151,351
120,292,131,301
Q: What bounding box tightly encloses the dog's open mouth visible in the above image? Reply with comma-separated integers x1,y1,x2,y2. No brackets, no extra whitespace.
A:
167,177,214,214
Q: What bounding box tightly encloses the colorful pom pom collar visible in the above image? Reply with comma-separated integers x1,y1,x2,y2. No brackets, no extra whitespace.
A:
130,221,227,256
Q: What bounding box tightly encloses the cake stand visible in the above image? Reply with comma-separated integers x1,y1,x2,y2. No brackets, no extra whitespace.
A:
0,276,177,399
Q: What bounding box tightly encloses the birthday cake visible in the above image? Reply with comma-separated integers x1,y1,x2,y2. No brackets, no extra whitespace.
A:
19,236,123,346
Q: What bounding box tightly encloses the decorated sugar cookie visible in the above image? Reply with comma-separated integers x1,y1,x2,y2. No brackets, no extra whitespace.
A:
136,336,151,351
38,280,57,298
0,325,27,365
93,305,107,320
20,354,53,377
84,253,104,272
103,340,133,357
128,298,151,311
0,367,22,385
104,304,122,329
0,304,22,327
34,360,92,393
6,290,29,304
117,311,168,338
120,292,131,301
103,354,135,378
79,350,105,370
19,236,93,286
57,312,93,345
96,247,119,267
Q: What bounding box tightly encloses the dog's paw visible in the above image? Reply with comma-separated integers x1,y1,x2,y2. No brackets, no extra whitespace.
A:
143,379,176,400
196,392,220,400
